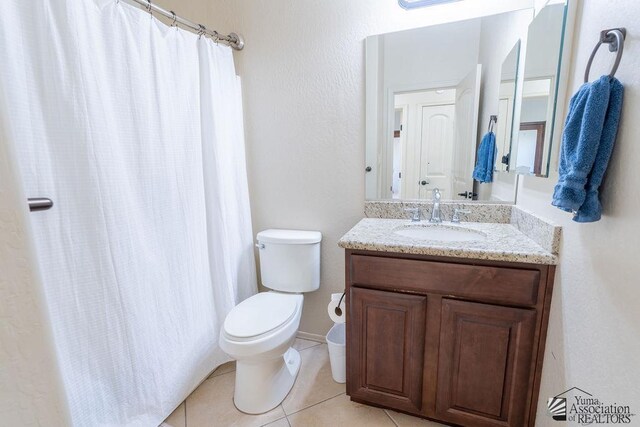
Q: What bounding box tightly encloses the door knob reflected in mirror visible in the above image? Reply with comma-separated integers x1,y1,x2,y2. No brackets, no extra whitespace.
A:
457,191,477,199
365,166,372,172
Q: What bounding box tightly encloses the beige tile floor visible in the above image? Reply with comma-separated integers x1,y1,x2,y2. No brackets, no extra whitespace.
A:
162,339,446,427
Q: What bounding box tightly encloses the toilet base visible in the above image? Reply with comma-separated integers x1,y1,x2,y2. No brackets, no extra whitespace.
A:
233,347,301,414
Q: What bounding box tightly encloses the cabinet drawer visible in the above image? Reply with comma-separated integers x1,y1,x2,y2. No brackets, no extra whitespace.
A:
350,255,540,307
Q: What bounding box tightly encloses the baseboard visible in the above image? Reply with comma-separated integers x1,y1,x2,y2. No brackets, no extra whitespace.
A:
297,331,326,343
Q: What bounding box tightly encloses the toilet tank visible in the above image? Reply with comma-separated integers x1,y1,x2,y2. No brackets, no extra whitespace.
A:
256,229,322,293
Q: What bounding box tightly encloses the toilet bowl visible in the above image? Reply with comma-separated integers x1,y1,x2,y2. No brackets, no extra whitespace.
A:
219,229,322,414
220,292,304,414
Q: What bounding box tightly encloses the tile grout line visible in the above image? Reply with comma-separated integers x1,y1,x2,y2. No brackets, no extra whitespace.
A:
297,342,322,352
283,391,346,418
259,413,290,427
383,409,399,427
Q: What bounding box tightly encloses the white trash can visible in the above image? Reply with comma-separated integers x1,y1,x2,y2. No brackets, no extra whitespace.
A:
326,323,346,383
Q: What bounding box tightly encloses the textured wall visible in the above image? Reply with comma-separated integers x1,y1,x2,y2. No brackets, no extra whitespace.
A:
516,0,640,423
154,0,533,336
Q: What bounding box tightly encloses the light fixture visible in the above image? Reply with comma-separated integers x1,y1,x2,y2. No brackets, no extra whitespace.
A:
398,0,461,10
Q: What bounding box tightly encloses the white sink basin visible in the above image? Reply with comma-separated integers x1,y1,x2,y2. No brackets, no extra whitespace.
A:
393,224,486,242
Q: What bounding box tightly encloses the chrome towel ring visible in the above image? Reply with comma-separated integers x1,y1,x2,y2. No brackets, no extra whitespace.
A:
584,28,626,83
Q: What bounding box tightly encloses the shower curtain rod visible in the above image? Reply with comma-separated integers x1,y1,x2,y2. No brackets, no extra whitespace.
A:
126,0,245,50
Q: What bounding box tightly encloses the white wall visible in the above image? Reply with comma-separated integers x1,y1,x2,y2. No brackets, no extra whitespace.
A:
516,0,640,423
524,4,566,80
381,21,481,90
520,95,550,122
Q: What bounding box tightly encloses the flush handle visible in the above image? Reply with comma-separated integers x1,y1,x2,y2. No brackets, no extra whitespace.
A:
255,243,265,249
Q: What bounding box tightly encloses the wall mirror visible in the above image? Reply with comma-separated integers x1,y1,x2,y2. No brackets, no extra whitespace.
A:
365,2,570,202
512,2,568,176
495,41,520,173
365,10,531,202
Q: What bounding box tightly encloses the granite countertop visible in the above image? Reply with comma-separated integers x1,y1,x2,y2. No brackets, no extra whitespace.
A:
338,218,558,265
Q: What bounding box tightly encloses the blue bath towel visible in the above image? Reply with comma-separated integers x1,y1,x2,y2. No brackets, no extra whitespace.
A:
473,131,496,183
552,76,624,222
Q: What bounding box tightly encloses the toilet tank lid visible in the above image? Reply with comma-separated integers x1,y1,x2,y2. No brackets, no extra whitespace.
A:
257,229,322,244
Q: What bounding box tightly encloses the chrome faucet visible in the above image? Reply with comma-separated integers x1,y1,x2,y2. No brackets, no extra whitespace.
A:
404,207,422,222
429,188,442,223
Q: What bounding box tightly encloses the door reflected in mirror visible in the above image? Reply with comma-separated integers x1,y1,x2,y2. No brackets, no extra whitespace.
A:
391,72,480,201
392,89,456,199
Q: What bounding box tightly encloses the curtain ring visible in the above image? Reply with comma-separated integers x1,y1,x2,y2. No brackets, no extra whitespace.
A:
197,24,206,39
146,0,152,15
170,11,177,27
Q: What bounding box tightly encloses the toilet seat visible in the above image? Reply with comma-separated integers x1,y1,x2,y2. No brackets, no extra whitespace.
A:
223,292,301,342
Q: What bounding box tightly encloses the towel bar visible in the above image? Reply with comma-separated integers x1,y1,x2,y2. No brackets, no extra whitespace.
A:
28,198,53,212
584,28,626,83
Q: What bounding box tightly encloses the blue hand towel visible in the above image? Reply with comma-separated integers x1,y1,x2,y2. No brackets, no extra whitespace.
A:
473,131,496,183
574,79,623,222
552,76,624,222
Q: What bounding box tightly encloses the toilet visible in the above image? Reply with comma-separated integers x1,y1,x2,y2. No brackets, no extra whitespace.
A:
219,229,322,414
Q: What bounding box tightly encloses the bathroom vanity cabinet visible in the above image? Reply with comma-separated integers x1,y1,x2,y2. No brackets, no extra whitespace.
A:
344,250,556,427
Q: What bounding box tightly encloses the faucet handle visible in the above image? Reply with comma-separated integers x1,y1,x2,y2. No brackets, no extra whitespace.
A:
404,207,422,222
432,188,441,200
451,208,471,223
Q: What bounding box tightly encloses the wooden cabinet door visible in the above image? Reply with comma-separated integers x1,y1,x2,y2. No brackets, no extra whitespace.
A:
348,287,427,414
436,299,536,427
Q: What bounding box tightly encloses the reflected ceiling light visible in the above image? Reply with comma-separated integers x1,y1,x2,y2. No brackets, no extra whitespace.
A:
398,0,461,10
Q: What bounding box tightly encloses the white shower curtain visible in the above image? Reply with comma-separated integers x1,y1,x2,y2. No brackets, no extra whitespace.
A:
0,0,256,426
